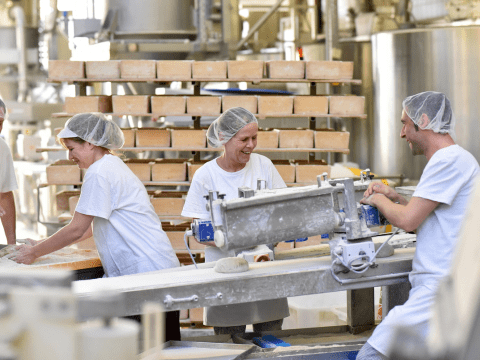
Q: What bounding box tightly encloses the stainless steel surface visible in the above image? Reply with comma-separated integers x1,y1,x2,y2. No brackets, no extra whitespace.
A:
372,26,480,179
11,6,27,102
340,37,373,170
213,185,340,251
0,27,39,49
73,248,414,315
236,0,284,50
106,0,196,37
0,269,73,288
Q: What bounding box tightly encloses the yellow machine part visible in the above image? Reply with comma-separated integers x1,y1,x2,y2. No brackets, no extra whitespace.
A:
347,167,389,186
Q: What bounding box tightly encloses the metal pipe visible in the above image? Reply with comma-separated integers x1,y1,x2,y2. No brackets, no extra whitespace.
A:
235,0,284,51
11,6,28,103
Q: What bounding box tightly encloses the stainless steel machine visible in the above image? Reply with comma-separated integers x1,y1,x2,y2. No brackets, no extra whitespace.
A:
73,172,413,315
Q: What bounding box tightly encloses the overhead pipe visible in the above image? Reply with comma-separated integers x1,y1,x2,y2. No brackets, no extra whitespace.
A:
11,6,28,103
235,0,285,51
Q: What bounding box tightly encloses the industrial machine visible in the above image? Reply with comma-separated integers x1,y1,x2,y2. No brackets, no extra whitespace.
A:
190,171,391,283
73,171,413,321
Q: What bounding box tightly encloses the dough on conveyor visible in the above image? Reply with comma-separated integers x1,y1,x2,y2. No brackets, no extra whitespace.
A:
214,257,249,273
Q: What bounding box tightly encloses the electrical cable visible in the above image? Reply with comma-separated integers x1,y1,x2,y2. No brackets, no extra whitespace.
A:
184,230,198,269
331,227,401,279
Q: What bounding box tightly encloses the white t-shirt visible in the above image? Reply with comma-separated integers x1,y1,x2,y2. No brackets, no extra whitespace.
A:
76,155,180,277
411,144,479,284
368,144,479,356
0,137,18,193
181,153,290,326
182,153,287,260
182,153,286,219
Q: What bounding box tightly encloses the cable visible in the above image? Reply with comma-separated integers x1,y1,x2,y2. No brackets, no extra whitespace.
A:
332,227,401,277
184,230,198,269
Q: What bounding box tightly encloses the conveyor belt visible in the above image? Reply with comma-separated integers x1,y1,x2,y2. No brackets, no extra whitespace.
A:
73,248,414,316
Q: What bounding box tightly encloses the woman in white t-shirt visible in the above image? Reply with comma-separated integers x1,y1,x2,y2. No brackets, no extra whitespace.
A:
182,107,290,335
11,113,181,340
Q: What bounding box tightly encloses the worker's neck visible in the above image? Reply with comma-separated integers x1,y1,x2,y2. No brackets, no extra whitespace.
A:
216,155,246,172
424,134,455,161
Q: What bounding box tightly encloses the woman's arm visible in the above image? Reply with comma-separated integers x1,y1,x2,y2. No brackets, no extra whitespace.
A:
11,212,94,264
0,191,16,245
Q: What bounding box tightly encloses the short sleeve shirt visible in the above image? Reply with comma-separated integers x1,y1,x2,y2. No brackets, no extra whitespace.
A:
0,137,18,193
75,155,180,277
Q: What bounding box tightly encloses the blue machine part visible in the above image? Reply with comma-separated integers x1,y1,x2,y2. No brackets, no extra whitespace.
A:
261,335,291,347
192,220,215,243
252,337,277,348
285,234,329,243
360,204,382,227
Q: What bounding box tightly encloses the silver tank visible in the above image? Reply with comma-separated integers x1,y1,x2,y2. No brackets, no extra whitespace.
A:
371,26,480,180
106,0,195,36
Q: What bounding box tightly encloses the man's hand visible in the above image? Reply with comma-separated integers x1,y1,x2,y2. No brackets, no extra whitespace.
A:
7,244,37,265
360,193,385,207
362,181,407,205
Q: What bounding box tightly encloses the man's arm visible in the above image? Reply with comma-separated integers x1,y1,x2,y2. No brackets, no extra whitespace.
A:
0,191,16,245
361,194,438,232
11,212,94,264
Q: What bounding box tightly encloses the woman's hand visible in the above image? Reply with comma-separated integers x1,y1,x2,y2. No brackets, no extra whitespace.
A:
17,238,40,246
8,244,38,265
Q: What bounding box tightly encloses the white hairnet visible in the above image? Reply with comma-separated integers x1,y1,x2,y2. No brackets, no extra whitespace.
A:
402,91,455,137
57,112,124,149
207,107,258,148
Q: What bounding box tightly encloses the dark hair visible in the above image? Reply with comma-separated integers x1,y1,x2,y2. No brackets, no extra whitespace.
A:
0,98,6,113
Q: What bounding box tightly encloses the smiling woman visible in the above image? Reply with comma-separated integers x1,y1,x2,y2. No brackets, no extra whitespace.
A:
181,107,290,336
10,112,182,340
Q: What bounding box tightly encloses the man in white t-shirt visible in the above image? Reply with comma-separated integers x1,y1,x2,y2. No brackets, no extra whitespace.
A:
356,92,479,359
0,98,18,245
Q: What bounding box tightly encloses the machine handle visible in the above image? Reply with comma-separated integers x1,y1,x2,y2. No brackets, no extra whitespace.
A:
164,294,199,308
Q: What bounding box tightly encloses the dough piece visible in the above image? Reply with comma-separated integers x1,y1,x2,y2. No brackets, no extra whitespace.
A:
374,242,395,258
214,257,249,273
0,245,17,258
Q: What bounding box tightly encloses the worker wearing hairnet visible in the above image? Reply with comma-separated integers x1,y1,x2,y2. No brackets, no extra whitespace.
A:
356,92,479,360
10,113,182,341
0,98,18,245
182,107,290,335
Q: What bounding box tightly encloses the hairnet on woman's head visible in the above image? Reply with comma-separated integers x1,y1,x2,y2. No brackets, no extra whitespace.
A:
207,107,258,148
57,112,125,149
402,91,455,137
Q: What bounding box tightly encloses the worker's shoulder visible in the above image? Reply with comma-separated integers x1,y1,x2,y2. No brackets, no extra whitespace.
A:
443,145,479,169
0,136,12,154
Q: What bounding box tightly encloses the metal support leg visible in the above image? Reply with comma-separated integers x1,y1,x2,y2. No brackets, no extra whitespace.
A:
76,83,87,96
309,82,316,162
381,282,411,319
347,288,375,334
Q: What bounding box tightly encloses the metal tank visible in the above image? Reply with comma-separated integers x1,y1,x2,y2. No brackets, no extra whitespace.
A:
371,26,480,180
106,0,196,38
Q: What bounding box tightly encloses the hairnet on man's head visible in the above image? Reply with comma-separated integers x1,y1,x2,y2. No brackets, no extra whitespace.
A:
402,91,455,137
57,112,125,149
207,107,258,148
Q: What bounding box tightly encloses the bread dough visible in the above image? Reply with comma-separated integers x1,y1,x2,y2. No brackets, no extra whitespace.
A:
214,257,249,273
0,245,17,258
374,242,394,258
